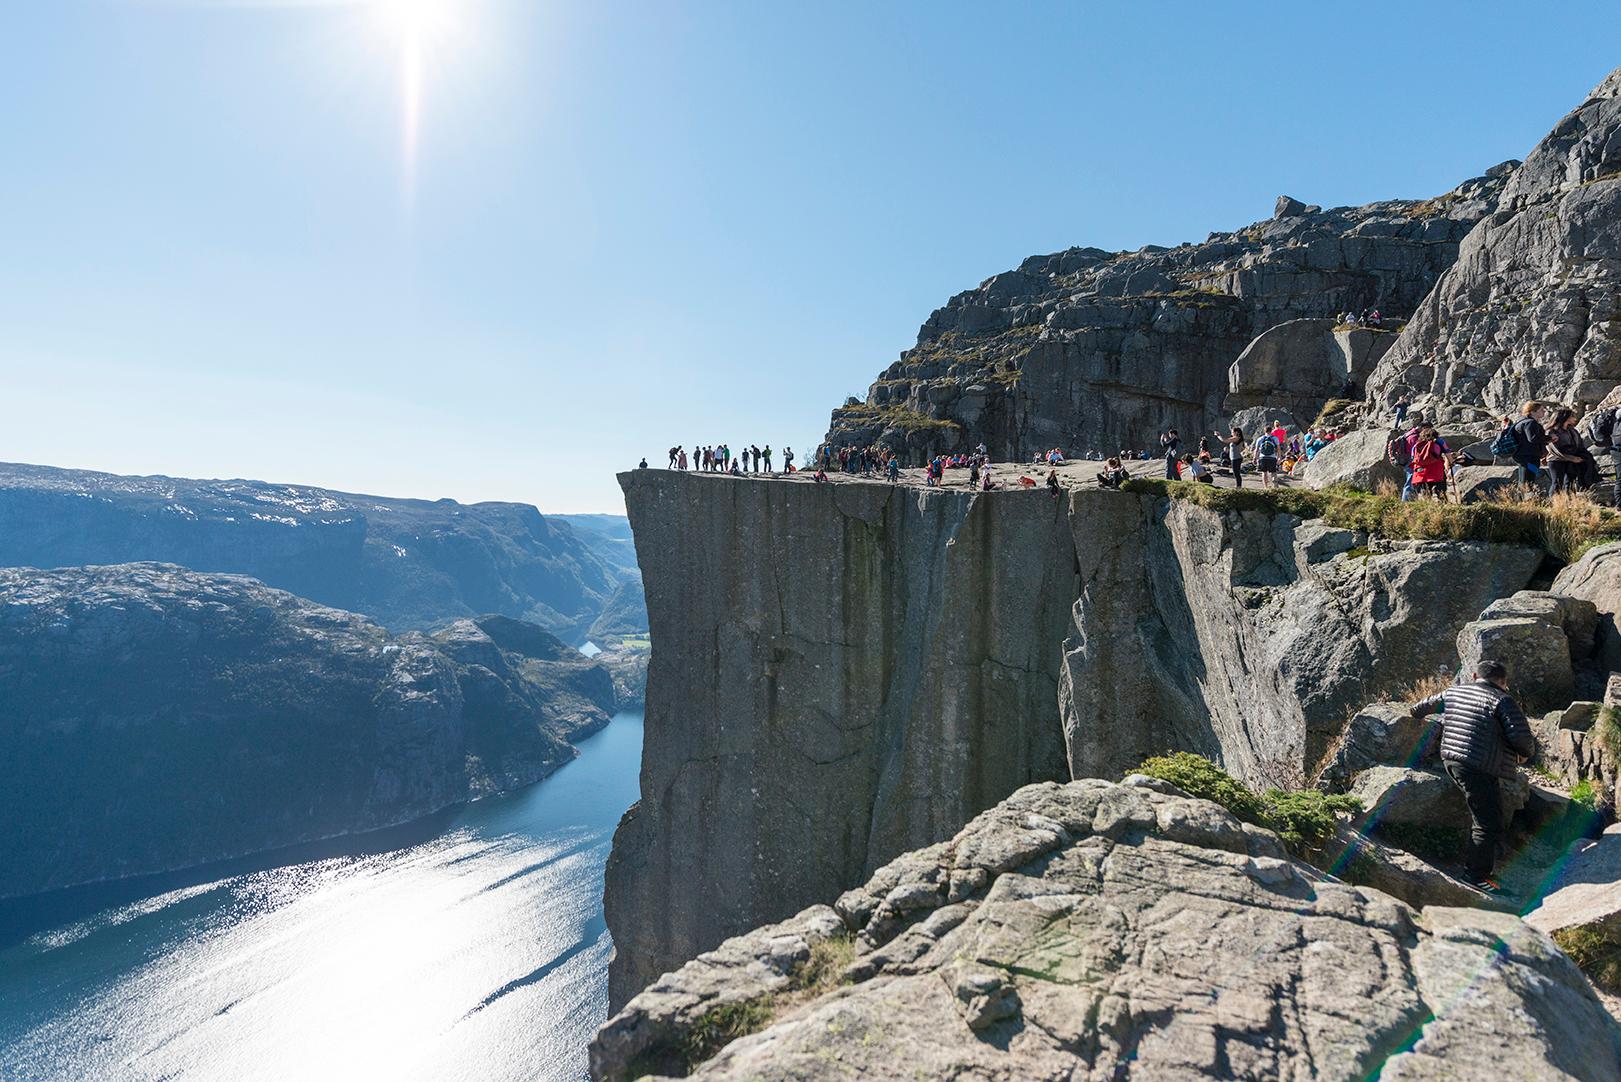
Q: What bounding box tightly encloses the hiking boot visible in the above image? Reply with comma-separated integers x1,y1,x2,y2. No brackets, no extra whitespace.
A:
1471,877,1504,894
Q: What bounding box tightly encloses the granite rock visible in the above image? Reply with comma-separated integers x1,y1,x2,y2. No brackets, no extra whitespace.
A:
1367,68,1621,425
593,779,1621,1082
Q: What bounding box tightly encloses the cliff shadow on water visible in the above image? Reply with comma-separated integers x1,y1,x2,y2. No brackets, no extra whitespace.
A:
606,470,1547,1007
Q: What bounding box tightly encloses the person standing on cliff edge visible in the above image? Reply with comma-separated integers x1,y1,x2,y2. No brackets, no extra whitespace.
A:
1408,659,1536,893
1160,429,1181,480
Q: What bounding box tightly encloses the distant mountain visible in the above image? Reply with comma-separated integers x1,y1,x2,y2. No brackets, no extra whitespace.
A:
0,563,617,899
0,462,641,641
552,513,639,576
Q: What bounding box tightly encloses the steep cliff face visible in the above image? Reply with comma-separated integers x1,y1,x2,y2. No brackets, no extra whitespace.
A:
0,461,636,639
607,472,1542,1006
1366,66,1621,422
1062,497,1543,785
823,173,1505,462
609,472,1076,1006
0,564,616,899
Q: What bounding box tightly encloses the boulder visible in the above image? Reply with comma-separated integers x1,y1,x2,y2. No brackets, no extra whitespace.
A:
1526,823,1621,1003
1452,463,1520,503
1456,617,1575,715
1275,194,1309,218
1351,766,1464,828
1295,427,1402,491
1478,590,1600,661
1527,822,1621,941
1350,765,1529,836
1226,318,1339,406
592,778,1621,1082
1228,405,1303,442
1555,542,1621,672
1318,702,1433,790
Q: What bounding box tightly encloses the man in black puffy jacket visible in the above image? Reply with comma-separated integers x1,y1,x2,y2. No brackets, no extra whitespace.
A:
1410,659,1536,891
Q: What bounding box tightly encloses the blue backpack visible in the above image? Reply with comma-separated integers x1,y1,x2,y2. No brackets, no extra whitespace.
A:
1489,423,1519,458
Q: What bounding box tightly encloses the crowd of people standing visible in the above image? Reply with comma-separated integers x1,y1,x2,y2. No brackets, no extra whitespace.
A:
668,444,793,474
651,396,1621,507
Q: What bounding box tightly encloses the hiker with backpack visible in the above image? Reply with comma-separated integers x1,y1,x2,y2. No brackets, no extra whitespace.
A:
1492,401,1551,493
1252,428,1282,488
1387,417,1424,500
1393,394,1411,428
1408,659,1536,893
1217,427,1247,487
1408,425,1451,499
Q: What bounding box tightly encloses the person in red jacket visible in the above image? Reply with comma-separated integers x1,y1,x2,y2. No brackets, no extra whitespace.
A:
1408,424,1450,499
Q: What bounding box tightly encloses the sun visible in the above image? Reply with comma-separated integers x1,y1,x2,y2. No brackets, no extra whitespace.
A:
371,0,461,206
373,0,457,44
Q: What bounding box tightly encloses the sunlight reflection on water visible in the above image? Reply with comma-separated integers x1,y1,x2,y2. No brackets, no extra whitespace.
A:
0,713,644,1082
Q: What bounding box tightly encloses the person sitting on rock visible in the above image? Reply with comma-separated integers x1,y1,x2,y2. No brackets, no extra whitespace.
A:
1408,658,1536,893
1546,409,1595,494
1183,453,1215,485
1095,457,1127,490
1047,468,1061,500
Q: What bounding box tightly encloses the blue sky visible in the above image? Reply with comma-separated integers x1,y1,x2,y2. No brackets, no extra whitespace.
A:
3,1,1618,513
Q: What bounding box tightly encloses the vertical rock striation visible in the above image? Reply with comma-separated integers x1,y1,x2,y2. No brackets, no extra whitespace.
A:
607,472,1543,1006
609,472,1077,1005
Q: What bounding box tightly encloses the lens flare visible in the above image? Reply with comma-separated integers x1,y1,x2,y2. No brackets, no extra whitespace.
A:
373,0,459,207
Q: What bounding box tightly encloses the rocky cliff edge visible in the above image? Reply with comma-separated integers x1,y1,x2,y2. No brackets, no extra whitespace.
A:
593,776,1621,1081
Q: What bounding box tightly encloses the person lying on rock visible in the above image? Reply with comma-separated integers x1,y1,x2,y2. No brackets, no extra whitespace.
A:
1408,658,1536,893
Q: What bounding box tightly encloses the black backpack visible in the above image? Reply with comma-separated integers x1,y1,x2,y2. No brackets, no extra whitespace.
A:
1257,435,1278,457
1587,407,1617,449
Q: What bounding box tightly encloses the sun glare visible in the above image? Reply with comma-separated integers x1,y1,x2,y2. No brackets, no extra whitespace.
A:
375,0,457,44
371,0,461,208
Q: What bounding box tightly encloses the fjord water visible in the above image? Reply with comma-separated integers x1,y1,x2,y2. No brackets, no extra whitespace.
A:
0,712,644,1082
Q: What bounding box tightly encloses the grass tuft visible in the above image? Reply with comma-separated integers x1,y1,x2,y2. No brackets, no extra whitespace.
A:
1120,478,1621,563
1553,924,1621,993
1132,752,1359,856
